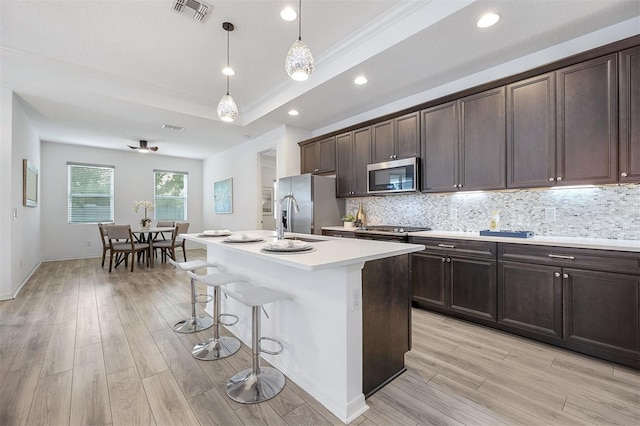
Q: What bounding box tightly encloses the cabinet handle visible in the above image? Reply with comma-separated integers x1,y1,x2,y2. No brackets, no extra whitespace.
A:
563,273,569,279
446,258,451,263
554,272,561,277
548,254,575,260
314,168,319,172
438,244,456,248
557,176,562,181
441,257,446,262
548,177,555,182
621,172,628,177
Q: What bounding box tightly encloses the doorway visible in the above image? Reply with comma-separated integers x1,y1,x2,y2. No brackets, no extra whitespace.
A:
259,149,277,230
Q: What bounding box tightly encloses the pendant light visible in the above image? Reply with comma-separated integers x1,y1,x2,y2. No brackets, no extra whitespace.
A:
285,0,314,81
217,22,238,122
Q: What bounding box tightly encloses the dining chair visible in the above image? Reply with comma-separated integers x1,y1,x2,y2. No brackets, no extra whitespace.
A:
105,224,150,272
153,222,189,263
154,221,175,241
97,223,110,267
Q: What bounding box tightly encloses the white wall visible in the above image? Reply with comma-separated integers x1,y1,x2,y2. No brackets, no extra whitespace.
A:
0,91,42,300
40,142,204,261
202,125,309,231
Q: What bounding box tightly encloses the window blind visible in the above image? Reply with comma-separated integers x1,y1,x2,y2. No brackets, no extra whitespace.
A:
67,163,114,224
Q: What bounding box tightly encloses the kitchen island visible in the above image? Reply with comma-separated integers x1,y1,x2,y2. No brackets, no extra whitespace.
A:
182,230,424,423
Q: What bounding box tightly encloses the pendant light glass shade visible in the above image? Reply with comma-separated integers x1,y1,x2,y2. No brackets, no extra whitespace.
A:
285,0,314,81
285,39,314,81
217,22,238,122
217,94,238,122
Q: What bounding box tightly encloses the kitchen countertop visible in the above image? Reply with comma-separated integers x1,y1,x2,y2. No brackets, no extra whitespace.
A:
182,229,424,271
322,226,640,252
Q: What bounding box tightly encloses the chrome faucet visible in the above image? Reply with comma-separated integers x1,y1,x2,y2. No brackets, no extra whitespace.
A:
277,194,300,240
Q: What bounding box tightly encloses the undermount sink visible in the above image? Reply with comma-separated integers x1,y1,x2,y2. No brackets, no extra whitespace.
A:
284,236,327,243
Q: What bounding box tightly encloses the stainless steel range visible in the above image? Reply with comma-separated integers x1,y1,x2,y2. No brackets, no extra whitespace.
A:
354,225,432,242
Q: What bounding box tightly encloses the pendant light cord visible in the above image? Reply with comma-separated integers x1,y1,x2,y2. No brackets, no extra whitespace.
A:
298,0,302,41
226,27,230,95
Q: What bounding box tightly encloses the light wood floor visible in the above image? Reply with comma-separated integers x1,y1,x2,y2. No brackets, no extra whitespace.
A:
1,249,638,425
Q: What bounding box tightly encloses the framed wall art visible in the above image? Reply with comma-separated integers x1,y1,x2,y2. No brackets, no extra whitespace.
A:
213,177,233,214
23,159,38,207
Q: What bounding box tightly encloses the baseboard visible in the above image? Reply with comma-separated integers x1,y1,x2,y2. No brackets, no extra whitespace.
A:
0,260,43,300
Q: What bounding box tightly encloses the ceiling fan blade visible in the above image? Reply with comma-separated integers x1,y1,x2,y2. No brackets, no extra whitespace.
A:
149,147,159,151
127,145,138,149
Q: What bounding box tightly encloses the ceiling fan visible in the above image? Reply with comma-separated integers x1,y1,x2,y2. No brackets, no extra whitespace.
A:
128,140,158,153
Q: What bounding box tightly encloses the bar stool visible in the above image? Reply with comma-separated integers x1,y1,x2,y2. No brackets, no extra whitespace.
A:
222,285,292,404
168,258,219,333
187,272,247,361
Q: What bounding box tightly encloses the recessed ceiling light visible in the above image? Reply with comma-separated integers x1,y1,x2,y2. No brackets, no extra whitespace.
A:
222,66,235,76
162,124,184,131
354,76,368,85
281,6,297,21
477,13,500,28
288,109,299,116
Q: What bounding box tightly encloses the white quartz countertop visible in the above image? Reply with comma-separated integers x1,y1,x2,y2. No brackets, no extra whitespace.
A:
183,230,424,271
321,227,640,252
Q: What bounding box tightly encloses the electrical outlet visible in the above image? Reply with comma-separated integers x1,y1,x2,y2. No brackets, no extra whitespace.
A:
545,207,556,222
449,207,458,220
351,288,361,311
86,240,91,247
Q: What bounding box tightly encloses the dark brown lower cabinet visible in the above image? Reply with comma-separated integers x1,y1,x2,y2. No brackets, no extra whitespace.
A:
362,255,410,397
498,262,563,339
411,242,497,325
563,268,639,362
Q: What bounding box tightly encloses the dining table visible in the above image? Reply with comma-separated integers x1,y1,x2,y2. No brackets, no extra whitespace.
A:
131,226,175,267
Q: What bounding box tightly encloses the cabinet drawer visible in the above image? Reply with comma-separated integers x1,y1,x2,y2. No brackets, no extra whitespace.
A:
498,243,640,275
410,237,497,258
322,230,355,239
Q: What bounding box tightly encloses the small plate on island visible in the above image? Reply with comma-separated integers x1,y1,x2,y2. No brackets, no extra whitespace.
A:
261,240,315,253
199,229,231,237
222,234,264,243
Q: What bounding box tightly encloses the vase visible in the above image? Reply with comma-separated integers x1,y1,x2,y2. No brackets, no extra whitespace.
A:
344,221,355,229
355,202,365,226
140,218,151,229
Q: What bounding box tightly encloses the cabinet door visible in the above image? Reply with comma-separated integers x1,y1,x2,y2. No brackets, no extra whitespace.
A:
336,132,353,197
459,86,506,191
506,73,556,188
421,101,459,192
371,120,394,163
317,136,336,174
563,269,639,354
300,142,318,174
353,127,372,196
619,46,640,183
395,112,420,160
449,257,497,322
498,262,562,339
556,54,618,185
411,252,447,310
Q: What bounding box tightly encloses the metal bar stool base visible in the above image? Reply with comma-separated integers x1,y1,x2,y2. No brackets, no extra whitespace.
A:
173,316,214,334
226,367,285,404
192,336,241,360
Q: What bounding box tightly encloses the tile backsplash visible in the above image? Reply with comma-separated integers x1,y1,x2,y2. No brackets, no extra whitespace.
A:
346,185,640,240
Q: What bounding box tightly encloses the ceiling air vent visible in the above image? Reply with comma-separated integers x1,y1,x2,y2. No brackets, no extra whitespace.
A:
173,0,210,22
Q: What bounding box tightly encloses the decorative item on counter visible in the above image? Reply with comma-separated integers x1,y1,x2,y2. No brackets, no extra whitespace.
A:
489,210,500,232
134,200,154,228
341,214,356,229
355,202,366,227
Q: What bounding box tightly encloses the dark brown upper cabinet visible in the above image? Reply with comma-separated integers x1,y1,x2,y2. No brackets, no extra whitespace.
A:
556,54,618,185
619,46,640,183
506,73,557,188
336,128,371,197
371,112,420,163
421,87,506,192
300,136,336,175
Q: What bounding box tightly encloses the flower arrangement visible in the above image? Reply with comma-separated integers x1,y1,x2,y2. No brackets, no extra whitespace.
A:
134,200,154,228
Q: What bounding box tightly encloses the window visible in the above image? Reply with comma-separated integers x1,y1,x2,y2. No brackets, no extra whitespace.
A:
68,163,114,224
154,170,187,221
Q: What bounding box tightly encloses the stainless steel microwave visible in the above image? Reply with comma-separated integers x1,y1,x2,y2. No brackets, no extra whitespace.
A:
367,157,418,194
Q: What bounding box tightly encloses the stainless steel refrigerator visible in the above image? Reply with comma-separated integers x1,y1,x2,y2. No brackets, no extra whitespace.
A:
278,174,344,235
